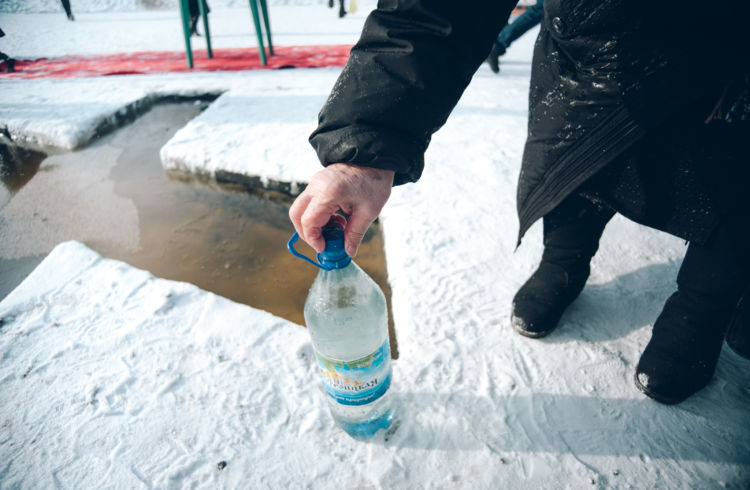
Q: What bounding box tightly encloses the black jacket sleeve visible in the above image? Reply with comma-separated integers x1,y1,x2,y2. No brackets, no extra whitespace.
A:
309,0,516,185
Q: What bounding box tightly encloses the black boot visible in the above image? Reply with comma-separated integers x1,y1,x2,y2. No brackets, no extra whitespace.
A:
635,225,747,404
485,43,505,74
511,196,614,338
635,291,735,404
726,287,750,360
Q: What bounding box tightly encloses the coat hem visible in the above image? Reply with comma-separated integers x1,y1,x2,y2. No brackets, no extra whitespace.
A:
517,105,648,243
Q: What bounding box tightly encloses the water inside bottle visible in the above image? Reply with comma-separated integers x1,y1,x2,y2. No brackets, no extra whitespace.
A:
337,404,395,441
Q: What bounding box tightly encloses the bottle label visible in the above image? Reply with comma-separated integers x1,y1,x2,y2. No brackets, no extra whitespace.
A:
315,340,392,406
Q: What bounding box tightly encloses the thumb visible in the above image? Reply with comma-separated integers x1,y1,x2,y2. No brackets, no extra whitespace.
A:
343,211,374,258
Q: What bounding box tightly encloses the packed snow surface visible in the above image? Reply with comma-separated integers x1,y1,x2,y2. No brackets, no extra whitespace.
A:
1,2,749,488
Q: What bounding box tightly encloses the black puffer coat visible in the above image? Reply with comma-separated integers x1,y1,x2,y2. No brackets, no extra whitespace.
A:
309,0,749,242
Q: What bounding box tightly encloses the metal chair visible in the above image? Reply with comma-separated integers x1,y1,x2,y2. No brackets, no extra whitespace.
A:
179,0,273,68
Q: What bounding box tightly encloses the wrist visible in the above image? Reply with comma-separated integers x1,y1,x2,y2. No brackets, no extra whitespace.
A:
330,163,395,185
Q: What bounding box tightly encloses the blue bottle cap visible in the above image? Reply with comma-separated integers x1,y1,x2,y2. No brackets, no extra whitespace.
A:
317,226,351,270
287,216,352,271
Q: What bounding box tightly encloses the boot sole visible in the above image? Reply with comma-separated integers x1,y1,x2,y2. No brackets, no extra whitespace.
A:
510,314,556,339
633,370,683,405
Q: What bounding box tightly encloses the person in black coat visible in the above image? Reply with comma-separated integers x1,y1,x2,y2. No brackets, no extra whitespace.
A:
289,0,750,405
188,0,210,36
328,0,347,18
486,0,545,73
0,27,15,73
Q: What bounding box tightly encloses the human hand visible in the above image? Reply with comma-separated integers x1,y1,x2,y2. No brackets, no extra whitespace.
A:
289,163,395,257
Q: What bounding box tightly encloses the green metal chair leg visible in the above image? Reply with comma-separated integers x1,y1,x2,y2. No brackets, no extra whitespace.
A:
179,0,194,68
199,0,213,58
259,0,273,56
248,0,267,65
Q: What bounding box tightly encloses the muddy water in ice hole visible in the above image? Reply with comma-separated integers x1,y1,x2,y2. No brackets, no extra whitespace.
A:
4,102,397,357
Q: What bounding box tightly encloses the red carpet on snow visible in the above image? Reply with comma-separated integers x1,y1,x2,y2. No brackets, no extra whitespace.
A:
0,45,353,79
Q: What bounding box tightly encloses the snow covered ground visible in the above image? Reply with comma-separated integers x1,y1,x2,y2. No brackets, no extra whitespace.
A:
1,2,749,489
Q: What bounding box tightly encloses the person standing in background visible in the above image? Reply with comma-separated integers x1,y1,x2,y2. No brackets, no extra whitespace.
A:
188,0,210,36
486,0,545,73
328,0,346,18
61,0,74,21
0,27,15,73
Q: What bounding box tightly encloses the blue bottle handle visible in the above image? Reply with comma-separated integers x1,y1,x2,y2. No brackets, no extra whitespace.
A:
287,232,328,270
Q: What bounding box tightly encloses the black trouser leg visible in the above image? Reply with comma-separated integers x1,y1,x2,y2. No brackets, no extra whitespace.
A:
726,286,750,359
693,210,750,360
61,0,74,20
677,223,747,312
542,194,615,272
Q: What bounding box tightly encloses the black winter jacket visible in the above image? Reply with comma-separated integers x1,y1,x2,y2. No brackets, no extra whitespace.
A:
309,0,749,242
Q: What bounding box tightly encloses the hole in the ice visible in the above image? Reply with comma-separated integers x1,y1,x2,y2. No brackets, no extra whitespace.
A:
0,100,399,359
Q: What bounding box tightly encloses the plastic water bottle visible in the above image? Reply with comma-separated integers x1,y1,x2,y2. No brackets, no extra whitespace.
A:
288,216,395,440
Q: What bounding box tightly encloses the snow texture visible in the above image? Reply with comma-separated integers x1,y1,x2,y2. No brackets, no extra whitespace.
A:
0,0,325,14
1,3,749,489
